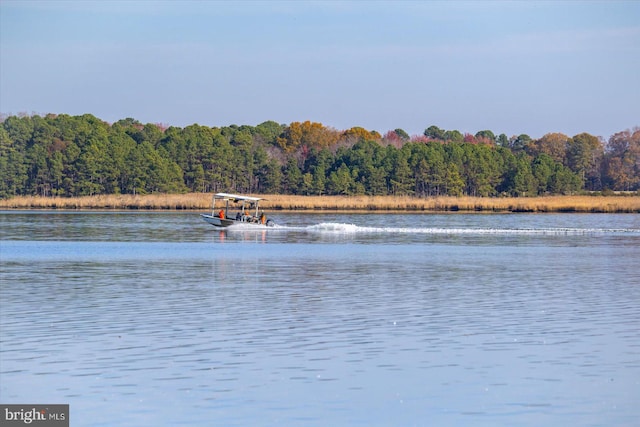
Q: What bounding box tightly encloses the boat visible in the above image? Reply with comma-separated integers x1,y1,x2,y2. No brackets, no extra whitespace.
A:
201,193,275,228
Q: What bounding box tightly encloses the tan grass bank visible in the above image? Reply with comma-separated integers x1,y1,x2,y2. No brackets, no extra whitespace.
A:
1,194,639,213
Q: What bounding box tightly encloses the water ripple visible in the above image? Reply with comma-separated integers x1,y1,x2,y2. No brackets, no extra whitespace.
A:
1,212,639,426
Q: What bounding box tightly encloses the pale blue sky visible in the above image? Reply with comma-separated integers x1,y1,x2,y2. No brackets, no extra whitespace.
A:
1,0,638,138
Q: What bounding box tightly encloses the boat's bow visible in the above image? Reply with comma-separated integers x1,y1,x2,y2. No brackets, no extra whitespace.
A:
201,214,235,227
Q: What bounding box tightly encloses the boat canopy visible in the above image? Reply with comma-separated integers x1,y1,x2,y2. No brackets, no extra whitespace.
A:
214,193,263,202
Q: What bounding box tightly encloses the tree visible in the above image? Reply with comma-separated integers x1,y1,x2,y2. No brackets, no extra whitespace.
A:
283,157,302,194
277,121,340,153
258,158,283,194
75,130,111,195
387,147,412,196
532,154,555,194
27,143,51,196
444,163,464,196
567,133,603,190
0,125,27,198
509,153,537,196
126,141,185,194
496,133,509,147
550,164,582,194
109,129,137,194
413,158,430,197
301,172,314,195
603,129,640,191
408,142,446,196
475,130,496,143
444,130,464,143
461,144,495,196
341,126,381,144
328,163,355,195
383,129,409,148
3,113,634,198
255,121,285,145
424,125,445,140
394,128,410,141
307,148,333,195
527,133,569,165
510,134,532,152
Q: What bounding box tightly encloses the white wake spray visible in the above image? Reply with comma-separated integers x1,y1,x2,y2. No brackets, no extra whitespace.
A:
278,222,640,235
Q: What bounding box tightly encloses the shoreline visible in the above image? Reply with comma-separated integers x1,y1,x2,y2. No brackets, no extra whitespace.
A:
1,194,639,213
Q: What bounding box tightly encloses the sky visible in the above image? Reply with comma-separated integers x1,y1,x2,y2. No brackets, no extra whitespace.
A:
1,0,638,139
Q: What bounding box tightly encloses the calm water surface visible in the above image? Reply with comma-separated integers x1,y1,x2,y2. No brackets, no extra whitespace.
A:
1,211,639,426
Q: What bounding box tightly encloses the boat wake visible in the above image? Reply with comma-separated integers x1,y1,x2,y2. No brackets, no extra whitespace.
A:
275,222,640,235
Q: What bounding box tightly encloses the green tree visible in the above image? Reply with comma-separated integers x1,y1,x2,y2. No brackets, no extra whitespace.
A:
328,163,355,195
531,154,554,194
387,147,413,195
426,143,447,196
108,129,137,194
510,134,532,152
460,143,502,196
394,128,410,141
509,153,537,196
550,164,582,194
444,163,464,196
306,148,333,195
444,130,464,143
255,121,285,145
496,133,509,147
258,158,283,194
567,133,603,190
0,125,27,198
339,139,387,195
283,157,302,194
475,130,496,143
424,125,445,140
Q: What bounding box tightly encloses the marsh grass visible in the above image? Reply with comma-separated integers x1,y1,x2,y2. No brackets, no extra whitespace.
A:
0,194,213,210
261,195,640,213
1,194,639,213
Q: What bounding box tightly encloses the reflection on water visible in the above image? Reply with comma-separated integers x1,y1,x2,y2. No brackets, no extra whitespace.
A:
1,212,639,426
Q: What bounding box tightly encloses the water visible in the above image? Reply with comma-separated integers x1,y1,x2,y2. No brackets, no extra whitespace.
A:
1,211,639,426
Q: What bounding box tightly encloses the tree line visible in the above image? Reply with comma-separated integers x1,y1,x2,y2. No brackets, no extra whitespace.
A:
0,113,638,199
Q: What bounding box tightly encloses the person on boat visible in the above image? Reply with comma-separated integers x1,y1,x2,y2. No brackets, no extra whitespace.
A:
218,209,225,219
260,212,266,224
235,212,242,221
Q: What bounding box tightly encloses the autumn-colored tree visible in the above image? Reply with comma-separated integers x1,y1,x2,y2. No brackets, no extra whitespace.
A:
382,130,407,148
277,121,340,153
410,135,430,144
463,133,477,144
603,129,640,190
527,133,570,165
341,126,381,144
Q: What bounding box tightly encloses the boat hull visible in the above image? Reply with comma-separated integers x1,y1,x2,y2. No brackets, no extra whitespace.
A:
201,214,275,228
200,214,235,227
